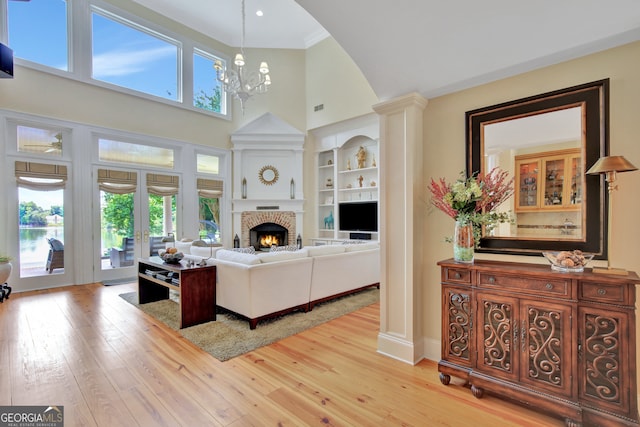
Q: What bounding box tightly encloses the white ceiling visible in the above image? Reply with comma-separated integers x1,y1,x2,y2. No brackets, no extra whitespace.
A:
132,0,640,101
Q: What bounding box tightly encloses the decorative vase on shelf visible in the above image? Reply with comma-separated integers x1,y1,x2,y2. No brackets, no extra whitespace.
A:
453,220,474,263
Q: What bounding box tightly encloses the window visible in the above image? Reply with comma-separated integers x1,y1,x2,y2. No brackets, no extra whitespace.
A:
17,126,63,157
197,178,222,242
4,1,229,116
15,161,68,277
98,138,174,169
193,49,224,114
196,154,220,174
91,8,180,101
7,0,69,71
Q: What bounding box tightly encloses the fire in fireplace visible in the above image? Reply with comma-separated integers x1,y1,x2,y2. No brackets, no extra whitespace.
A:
250,222,288,251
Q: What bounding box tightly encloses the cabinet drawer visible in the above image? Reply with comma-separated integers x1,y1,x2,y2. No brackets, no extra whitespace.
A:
443,267,471,284
478,273,570,297
579,281,626,304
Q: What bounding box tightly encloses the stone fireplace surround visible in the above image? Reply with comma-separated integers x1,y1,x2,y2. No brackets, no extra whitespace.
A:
240,211,297,248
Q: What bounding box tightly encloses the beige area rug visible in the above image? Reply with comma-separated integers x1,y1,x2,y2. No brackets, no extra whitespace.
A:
119,287,379,362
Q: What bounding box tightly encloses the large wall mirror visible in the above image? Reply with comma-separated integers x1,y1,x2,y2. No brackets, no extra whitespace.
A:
466,79,609,257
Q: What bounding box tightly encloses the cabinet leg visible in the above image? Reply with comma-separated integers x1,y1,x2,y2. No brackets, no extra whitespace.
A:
564,419,581,427
471,385,484,398
439,373,450,385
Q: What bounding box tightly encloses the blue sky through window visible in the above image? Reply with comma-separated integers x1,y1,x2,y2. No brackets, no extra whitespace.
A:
8,0,68,71
7,0,225,113
91,11,178,100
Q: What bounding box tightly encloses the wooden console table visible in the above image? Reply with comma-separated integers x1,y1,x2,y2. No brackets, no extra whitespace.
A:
438,258,639,426
138,257,216,328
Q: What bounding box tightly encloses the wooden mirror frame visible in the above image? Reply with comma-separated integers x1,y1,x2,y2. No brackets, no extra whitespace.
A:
466,79,609,258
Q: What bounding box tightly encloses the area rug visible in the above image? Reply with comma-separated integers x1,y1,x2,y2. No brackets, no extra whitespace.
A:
119,287,379,361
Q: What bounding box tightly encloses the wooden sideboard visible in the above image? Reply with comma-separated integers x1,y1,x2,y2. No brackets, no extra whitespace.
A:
438,258,640,426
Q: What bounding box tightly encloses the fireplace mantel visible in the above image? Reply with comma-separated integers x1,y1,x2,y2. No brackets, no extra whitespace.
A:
231,113,305,244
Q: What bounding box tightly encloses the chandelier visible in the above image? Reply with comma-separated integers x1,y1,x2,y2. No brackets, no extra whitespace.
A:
214,0,271,113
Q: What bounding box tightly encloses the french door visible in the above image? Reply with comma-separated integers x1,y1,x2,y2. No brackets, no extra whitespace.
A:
94,167,179,282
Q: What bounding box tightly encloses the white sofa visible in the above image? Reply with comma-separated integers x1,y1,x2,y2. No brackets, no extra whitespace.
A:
165,241,380,329
306,243,380,309
214,249,314,329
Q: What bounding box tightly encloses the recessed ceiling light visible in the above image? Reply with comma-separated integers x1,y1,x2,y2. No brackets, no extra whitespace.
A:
256,10,264,17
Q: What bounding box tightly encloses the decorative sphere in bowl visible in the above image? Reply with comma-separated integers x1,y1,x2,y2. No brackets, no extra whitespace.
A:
542,250,594,272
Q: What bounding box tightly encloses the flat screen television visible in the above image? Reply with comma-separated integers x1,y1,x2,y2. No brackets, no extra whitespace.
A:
338,201,378,232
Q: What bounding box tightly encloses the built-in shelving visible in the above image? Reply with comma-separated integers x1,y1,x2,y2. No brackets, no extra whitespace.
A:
313,115,379,243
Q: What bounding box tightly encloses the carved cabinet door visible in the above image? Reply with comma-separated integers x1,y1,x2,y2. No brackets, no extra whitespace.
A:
518,298,574,398
476,292,574,398
442,285,473,367
476,292,518,382
578,305,633,419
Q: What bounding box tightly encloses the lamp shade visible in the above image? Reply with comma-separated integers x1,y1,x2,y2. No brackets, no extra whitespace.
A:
587,155,638,175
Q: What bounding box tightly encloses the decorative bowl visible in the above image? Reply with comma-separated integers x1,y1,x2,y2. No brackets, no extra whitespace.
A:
542,250,594,273
159,251,184,264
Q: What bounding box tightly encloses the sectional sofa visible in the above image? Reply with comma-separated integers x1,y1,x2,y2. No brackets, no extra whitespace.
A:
173,241,380,329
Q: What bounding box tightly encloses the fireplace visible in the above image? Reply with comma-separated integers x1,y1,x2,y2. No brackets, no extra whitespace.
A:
250,222,288,251
239,211,297,248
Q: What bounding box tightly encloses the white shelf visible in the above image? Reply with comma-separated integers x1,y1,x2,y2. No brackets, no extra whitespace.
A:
339,187,378,192
319,164,334,170
338,166,377,175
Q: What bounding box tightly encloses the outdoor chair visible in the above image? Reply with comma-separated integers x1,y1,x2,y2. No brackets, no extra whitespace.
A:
110,237,135,268
149,236,166,256
46,238,64,274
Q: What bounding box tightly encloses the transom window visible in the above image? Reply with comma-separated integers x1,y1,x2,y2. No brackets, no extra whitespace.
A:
17,126,64,157
196,154,220,175
98,138,175,169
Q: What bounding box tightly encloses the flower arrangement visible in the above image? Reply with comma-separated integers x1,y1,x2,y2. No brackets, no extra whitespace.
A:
0,254,12,263
428,167,514,247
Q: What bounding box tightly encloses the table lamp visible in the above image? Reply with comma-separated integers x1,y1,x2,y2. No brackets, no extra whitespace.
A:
586,155,638,275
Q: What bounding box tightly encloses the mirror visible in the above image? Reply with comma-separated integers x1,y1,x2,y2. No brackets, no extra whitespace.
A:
466,79,609,258
258,165,279,186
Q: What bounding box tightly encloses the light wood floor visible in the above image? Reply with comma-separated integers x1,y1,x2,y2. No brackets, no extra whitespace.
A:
0,282,564,426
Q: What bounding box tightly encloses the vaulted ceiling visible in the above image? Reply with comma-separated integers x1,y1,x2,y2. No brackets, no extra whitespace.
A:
133,0,640,100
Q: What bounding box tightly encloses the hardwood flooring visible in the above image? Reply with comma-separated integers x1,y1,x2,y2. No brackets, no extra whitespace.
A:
0,282,563,426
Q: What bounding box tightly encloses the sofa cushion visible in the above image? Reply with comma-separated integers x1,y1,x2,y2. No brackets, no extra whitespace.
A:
305,245,346,257
256,250,308,263
216,249,261,265
344,242,379,252
191,239,221,247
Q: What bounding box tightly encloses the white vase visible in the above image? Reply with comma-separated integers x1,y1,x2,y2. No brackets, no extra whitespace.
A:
0,262,12,284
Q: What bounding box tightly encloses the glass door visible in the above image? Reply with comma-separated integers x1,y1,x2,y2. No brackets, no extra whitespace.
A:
94,167,179,283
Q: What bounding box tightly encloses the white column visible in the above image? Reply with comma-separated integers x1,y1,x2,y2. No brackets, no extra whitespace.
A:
373,93,428,364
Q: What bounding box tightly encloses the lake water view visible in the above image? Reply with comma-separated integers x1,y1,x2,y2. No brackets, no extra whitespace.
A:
19,226,120,274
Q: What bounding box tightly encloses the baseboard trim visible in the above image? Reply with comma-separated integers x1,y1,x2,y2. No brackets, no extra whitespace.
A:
377,332,424,365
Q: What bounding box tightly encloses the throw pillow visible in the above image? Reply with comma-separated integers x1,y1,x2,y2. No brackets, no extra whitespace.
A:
231,247,255,254
269,245,299,252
